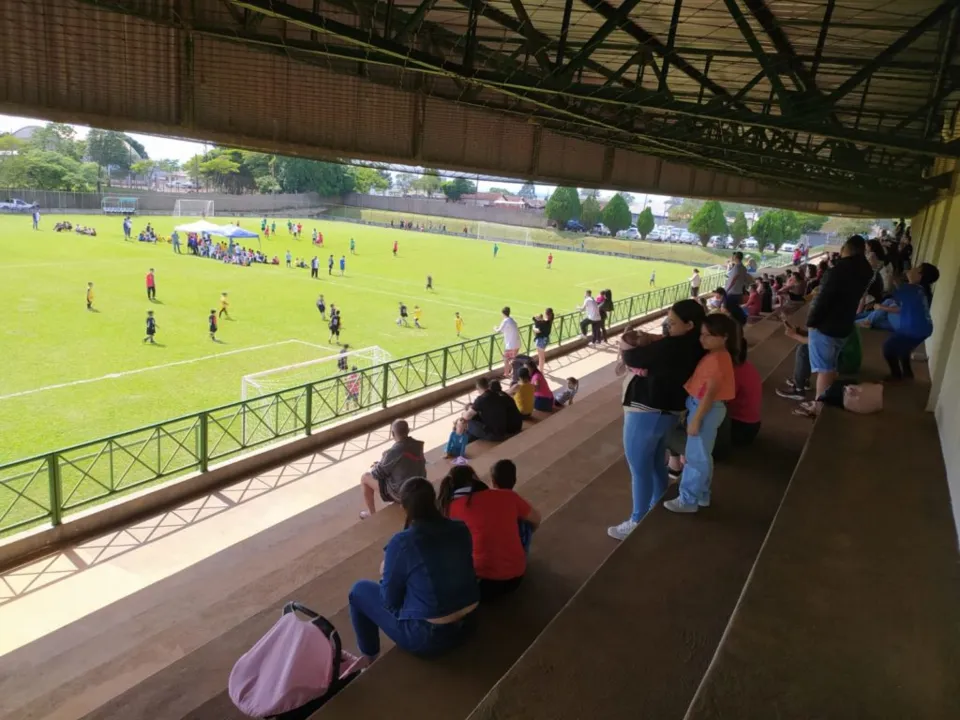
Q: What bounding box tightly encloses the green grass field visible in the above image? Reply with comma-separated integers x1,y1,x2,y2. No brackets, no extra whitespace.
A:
0,213,698,464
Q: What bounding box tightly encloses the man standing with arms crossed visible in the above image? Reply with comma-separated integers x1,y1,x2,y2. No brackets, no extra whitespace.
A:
494,306,522,379
725,251,752,307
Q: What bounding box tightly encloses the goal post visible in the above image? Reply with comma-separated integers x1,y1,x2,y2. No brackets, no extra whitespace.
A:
174,199,215,217
241,345,393,401
476,221,531,246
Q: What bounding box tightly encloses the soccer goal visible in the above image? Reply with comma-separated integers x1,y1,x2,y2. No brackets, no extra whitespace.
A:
241,345,392,400
173,199,215,217
477,222,531,246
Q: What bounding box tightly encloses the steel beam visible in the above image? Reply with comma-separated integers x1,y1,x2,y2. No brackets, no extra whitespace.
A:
392,0,439,42
821,1,960,109
505,0,555,72
554,0,576,68
925,7,960,137
658,0,683,94
722,0,791,107
560,0,644,78
576,0,741,106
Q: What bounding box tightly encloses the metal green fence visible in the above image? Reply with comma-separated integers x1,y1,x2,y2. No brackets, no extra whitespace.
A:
0,272,723,537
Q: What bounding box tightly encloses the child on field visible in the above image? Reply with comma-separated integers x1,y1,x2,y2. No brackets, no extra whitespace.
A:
455,312,464,337
219,292,230,319
413,305,423,329
143,310,157,344
86,282,94,310
553,377,579,407
490,459,535,554
209,309,218,341
443,418,469,460
664,313,738,514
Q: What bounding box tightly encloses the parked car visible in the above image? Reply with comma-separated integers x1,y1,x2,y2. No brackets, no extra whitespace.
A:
743,237,759,249
782,242,797,253
591,223,611,236
565,219,586,232
0,198,39,213
618,227,641,240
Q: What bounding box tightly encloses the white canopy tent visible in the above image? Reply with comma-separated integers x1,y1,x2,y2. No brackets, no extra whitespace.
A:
173,220,222,233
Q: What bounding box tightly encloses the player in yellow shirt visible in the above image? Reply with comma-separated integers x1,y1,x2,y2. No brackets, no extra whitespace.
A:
454,312,464,337
413,305,423,329
218,291,230,319
86,282,94,311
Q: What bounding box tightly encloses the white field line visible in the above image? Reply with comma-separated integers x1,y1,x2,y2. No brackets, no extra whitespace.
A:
0,340,318,402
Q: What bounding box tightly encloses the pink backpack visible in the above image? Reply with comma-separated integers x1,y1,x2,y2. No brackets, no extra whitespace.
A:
229,602,363,719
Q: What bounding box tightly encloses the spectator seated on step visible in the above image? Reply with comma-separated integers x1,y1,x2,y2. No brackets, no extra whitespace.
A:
359,419,426,519
463,378,523,442
439,463,541,602
348,478,479,664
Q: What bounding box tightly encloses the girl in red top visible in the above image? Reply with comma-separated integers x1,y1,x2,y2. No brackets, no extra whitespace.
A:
664,314,738,514
743,280,763,319
439,465,541,601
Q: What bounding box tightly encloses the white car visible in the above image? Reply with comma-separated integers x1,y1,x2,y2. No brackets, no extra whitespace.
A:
744,238,759,249
782,243,797,253
592,223,611,236
618,227,641,240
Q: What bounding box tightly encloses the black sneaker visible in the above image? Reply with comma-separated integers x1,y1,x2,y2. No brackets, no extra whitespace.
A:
776,384,806,400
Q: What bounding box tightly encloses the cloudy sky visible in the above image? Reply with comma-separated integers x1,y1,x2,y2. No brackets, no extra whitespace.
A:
1,113,668,211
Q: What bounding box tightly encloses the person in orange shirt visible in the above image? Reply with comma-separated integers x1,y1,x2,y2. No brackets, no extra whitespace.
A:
664,313,739,514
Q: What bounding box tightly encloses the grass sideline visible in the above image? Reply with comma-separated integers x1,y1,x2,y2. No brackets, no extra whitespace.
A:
0,213,701,464
323,206,771,265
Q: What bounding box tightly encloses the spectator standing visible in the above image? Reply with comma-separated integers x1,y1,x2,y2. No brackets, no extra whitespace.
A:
348,479,478,662
689,269,702,298
32,209,40,230
725,252,752,306
578,290,602,345
531,308,553,373
359,419,426,519
311,256,319,279
171,230,181,254
494,307,522,378
607,300,706,540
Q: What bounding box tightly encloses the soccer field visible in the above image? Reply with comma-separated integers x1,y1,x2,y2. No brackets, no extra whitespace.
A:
0,213,695,464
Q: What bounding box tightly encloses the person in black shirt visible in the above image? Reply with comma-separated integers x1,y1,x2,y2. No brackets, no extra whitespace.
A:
608,299,706,541
532,308,554,373
143,311,157,344
463,378,522,442
329,310,341,344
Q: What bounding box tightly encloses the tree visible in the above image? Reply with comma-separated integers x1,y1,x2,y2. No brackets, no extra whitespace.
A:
796,212,828,233
156,158,180,172
580,195,602,228
130,159,157,184
255,174,282,193
276,157,354,195
377,169,393,192
752,210,802,253
184,154,204,187
579,188,600,199
351,166,391,194
488,186,512,195
602,193,633,234
199,155,240,190
518,181,536,199
620,192,635,206
395,172,417,194
442,177,477,201
545,186,581,227
668,198,704,223
87,129,133,173
636,207,655,240
729,211,749,248
688,200,728,246
29,123,84,160
122,134,148,160
411,169,442,196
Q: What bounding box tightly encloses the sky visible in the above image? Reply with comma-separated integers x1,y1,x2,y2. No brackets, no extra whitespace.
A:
1,113,669,212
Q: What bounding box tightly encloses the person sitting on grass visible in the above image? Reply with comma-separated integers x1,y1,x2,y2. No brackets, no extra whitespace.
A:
439,464,541,602
491,459,536,555
348,478,479,665
553,377,579,408
359,419,426,519
443,418,469,460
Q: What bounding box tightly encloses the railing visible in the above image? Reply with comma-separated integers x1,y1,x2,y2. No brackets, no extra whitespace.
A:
0,272,723,537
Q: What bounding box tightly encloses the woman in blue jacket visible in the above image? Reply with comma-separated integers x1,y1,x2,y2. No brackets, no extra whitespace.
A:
348,478,479,662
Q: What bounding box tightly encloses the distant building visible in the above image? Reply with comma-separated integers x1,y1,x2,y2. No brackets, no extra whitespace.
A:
460,192,542,210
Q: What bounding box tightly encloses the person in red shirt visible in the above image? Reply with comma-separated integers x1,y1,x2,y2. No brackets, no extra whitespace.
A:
743,280,763,319
439,465,541,601
145,268,156,301
546,253,553,269
393,240,398,257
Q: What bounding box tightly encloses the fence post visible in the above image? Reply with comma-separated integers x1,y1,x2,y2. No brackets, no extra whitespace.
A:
557,315,565,345
441,348,449,387
382,364,390,408
628,295,635,320
525,324,533,354
199,412,209,473
47,453,62,526
305,385,313,436
488,335,495,370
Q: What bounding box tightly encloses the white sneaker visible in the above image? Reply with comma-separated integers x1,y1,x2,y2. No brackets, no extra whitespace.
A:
607,519,638,541
664,498,698,514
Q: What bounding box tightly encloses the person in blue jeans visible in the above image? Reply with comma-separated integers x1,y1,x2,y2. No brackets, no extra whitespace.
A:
867,263,938,380
665,314,739,514
348,478,479,662
607,299,706,540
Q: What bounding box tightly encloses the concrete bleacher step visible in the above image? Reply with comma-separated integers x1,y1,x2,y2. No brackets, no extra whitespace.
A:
55,372,625,720
684,333,960,720
465,333,817,720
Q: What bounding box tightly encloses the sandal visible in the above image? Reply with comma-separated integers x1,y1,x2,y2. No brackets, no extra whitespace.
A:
792,401,819,418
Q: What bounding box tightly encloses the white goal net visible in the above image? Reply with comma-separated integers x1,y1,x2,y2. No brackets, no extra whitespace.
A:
477,221,531,245
174,199,215,217
241,345,392,400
